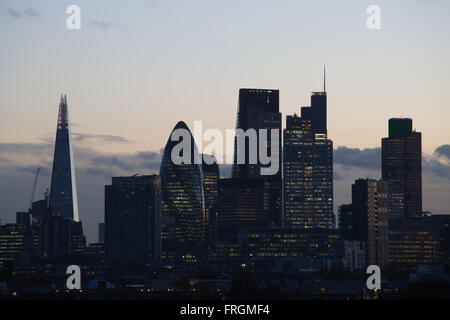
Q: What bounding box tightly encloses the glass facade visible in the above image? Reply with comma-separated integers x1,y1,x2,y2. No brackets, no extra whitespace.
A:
104,175,161,266
49,95,79,221
160,121,205,267
283,112,333,229
351,179,389,268
202,155,219,255
382,118,422,217
232,89,282,227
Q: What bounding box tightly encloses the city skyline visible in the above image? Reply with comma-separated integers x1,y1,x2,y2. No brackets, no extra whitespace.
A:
1,88,449,243
1,0,450,244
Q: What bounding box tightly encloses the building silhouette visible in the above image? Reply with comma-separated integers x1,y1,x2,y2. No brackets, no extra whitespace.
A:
202,155,219,257
351,179,389,268
160,121,205,267
232,88,282,227
382,118,422,217
98,222,105,244
217,178,265,243
283,83,333,229
48,95,79,221
104,175,161,266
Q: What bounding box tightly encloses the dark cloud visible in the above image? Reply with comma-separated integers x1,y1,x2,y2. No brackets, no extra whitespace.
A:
91,20,114,30
0,142,52,153
333,144,450,181
136,150,161,161
333,146,381,170
435,144,450,161
13,165,51,177
423,157,450,180
6,7,40,18
72,132,131,143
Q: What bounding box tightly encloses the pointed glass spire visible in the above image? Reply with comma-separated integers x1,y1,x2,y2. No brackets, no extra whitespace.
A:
49,94,79,221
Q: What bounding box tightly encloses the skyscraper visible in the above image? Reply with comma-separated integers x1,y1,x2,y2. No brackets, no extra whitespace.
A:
104,175,161,266
98,222,105,244
232,89,282,226
49,95,79,221
217,178,265,243
160,121,205,267
202,155,219,255
351,179,389,268
382,118,422,217
283,79,333,229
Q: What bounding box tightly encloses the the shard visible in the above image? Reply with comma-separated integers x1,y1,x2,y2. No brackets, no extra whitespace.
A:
49,94,79,221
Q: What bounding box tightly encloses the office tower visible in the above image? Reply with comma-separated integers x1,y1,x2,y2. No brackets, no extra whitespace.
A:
98,222,105,244
342,240,366,273
339,205,366,272
16,211,31,226
68,220,86,255
352,179,389,268
30,198,49,257
382,118,422,217
42,215,69,257
160,121,205,266
202,155,219,255
105,175,161,266
0,224,37,269
240,228,341,271
338,204,354,240
217,178,265,243
387,184,405,220
283,93,333,229
388,217,441,266
232,89,282,226
49,95,79,221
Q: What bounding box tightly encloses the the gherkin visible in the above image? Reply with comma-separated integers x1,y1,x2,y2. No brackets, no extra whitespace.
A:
160,121,205,267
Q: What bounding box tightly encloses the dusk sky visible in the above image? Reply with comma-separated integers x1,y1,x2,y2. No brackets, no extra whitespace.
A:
1,0,449,242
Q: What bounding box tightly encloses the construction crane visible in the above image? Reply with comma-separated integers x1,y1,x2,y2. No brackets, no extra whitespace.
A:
28,166,41,210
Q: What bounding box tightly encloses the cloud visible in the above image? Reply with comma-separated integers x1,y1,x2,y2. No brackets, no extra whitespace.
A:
0,137,163,243
434,144,450,161
72,132,131,143
333,144,450,181
91,20,114,30
334,146,381,170
6,7,40,18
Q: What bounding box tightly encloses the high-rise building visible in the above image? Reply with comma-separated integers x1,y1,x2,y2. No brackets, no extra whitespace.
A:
351,179,389,268
49,95,79,221
382,118,422,217
232,89,282,227
388,217,441,267
160,121,205,267
338,204,354,240
42,215,69,257
104,175,161,266
202,155,219,255
0,224,37,269
16,211,31,226
217,178,265,243
240,228,342,270
283,85,333,229
387,184,405,219
98,222,105,244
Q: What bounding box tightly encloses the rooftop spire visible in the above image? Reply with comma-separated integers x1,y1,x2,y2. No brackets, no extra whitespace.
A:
323,65,326,93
